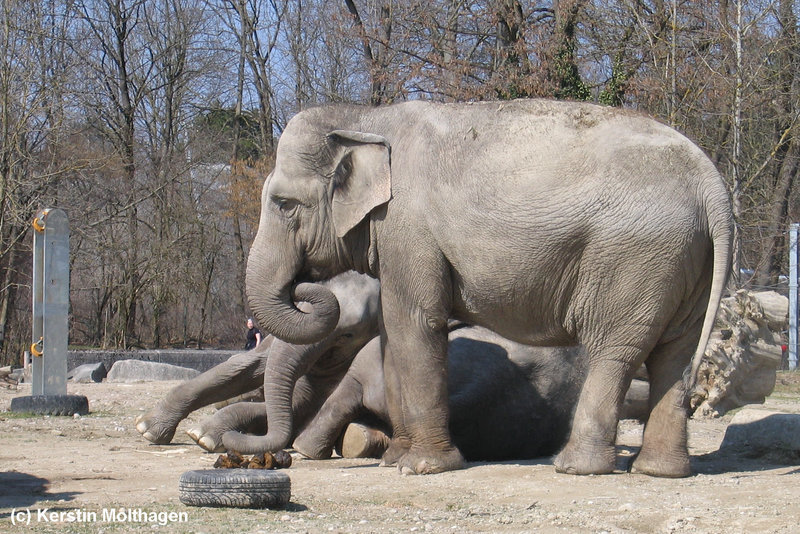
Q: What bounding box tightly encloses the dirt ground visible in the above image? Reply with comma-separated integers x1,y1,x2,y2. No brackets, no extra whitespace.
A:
1,374,800,534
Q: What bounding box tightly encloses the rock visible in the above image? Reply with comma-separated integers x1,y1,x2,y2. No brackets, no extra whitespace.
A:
8,367,27,383
744,291,789,332
107,360,199,382
718,409,800,463
68,362,108,383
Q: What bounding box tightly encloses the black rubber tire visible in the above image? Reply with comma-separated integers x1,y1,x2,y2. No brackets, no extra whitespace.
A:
178,469,291,509
9,395,89,416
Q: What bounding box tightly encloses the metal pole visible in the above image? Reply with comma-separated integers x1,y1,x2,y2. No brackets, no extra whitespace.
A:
11,207,86,416
31,213,44,394
789,223,798,370
31,208,70,395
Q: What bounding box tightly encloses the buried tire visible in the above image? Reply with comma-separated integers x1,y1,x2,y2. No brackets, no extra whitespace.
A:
10,394,89,416
178,469,291,509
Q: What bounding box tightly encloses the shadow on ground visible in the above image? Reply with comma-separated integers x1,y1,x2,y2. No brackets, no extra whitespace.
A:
0,471,80,513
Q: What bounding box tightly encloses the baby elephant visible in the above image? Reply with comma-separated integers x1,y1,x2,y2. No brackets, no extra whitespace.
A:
135,271,381,452
198,325,649,462
292,324,587,461
137,322,648,462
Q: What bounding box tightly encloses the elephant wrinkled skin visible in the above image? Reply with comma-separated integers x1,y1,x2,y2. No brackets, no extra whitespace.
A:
135,270,604,461
246,99,732,477
136,271,380,453
139,318,624,462
292,325,589,462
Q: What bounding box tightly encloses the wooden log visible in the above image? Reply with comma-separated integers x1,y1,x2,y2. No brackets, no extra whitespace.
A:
747,291,789,331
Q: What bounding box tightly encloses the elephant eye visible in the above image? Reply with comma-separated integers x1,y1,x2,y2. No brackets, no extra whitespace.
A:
274,197,299,217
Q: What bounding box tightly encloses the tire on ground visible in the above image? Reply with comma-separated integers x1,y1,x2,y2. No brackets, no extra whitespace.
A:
10,395,89,416
178,469,291,509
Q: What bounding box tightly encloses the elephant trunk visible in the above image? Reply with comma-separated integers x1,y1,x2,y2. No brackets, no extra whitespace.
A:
222,340,318,454
246,235,340,346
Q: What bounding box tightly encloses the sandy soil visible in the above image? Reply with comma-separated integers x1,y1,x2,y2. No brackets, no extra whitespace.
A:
1,375,800,534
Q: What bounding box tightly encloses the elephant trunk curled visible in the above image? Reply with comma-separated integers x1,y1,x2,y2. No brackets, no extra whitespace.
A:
245,231,340,346
221,340,318,454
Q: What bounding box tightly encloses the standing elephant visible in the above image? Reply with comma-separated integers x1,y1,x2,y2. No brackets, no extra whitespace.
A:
135,271,380,452
246,99,732,477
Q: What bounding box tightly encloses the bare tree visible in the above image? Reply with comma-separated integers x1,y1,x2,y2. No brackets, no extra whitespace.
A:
0,0,78,363
2,0,796,358
754,0,800,286
72,0,153,347
342,0,394,104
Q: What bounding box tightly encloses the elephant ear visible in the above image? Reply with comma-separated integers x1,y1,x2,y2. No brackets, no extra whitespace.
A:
327,130,392,238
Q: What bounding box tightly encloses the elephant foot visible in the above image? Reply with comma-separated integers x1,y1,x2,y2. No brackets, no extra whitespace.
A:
186,424,225,452
379,439,410,467
292,432,333,460
631,449,691,478
135,408,179,445
336,423,390,459
396,446,465,475
553,442,616,475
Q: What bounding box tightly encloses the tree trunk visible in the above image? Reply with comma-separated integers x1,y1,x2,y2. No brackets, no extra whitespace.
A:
754,0,799,287
343,0,392,105
549,0,589,100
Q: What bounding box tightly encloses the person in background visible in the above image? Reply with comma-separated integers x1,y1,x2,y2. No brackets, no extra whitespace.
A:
245,318,262,350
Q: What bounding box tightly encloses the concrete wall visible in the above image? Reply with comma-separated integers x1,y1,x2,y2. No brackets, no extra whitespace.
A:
68,349,239,374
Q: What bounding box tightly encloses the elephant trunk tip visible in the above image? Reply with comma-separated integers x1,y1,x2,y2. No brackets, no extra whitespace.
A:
221,430,288,455
250,282,341,346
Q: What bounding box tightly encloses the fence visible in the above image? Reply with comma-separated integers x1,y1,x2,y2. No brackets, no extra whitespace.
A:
788,223,799,370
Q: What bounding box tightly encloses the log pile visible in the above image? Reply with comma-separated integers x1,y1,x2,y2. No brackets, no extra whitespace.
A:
690,290,787,418
0,366,19,390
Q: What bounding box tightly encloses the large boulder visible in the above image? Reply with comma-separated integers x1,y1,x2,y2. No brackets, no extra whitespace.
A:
68,362,107,383
107,360,199,382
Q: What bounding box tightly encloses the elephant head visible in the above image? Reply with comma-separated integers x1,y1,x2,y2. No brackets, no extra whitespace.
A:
246,107,391,345
223,271,381,453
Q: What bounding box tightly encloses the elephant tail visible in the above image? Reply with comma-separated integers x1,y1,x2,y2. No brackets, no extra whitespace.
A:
683,175,734,397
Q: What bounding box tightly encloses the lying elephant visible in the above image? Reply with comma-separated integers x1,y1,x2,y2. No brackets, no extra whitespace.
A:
246,99,732,476
138,310,648,461
293,325,589,461
139,323,588,460
135,271,381,451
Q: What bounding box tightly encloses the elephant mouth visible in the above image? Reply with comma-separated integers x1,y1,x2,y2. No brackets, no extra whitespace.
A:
294,264,340,286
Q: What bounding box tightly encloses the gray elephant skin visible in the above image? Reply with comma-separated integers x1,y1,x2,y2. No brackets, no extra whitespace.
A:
135,271,600,460
246,98,732,477
135,271,381,452
292,324,588,462
138,312,603,462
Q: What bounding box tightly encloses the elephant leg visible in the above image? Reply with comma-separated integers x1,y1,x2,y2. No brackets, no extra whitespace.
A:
554,341,647,475
379,339,411,467
136,345,268,444
381,308,465,475
187,402,267,452
292,374,364,460
632,331,698,478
